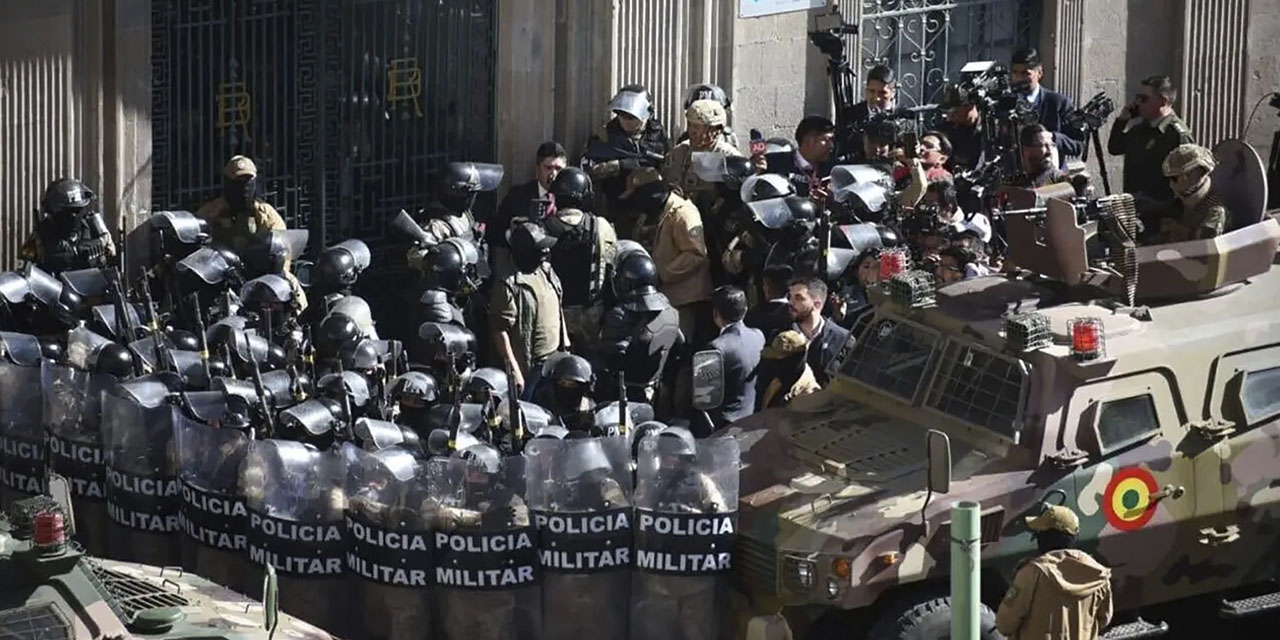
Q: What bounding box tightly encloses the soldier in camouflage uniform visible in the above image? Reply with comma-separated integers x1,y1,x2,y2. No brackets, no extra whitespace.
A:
19,178,116,275
1152,144,1231,243
196,156,307,309
662,99,744,214
405,162,503,270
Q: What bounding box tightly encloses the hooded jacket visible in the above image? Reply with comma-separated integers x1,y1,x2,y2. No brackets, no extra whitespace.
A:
995,549,1114,640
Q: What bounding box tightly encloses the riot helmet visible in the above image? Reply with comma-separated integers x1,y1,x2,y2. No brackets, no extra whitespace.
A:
739,173,795,204
417,322,477,373
316,313,362,359
40,178,96,216
94,343,136,378
436,162,504,214
315,239,371,293
723,156,754,190
609,86,653,124
655,426,698,468
317,370,374,415
462,367,509,405
507,222,556,274
166,329,201,352
682,83,731,111
422,240,470,293
458,442,503,497
630,421,668,463
612,251,669,312
545,354,594,422
390,371,439,429
549,167,594,211
340,338,385,373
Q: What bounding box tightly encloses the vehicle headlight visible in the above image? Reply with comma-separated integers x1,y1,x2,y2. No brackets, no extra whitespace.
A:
795,559,815,589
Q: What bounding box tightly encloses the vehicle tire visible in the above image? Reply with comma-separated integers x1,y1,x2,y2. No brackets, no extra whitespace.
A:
866,596,1004,640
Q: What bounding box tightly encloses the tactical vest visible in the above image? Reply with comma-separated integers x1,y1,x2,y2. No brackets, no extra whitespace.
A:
548,214,601,307
509,265,566,374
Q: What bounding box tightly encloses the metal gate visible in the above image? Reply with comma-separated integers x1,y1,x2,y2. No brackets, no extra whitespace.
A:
150,0,497,253
857,0,1042,109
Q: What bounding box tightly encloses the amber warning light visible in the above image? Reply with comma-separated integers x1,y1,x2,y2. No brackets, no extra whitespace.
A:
1069,317,1105,361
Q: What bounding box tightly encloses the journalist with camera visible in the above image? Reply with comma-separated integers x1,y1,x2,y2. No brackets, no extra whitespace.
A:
937,85,984,172
1011,47,1086,166
1107,75,1195,205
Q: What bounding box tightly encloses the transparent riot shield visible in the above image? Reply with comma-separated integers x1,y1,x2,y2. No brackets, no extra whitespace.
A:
631,436,740,640
102,380,182,566
174,405,251,593
0,333,47,510
243,440,347,637
429,454,541,640
41,361,113,555
525,437,633,640
343,443,432,640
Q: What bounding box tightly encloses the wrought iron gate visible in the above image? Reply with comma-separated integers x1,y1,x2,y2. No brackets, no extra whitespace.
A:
150,0,497,253
857,0,1042,109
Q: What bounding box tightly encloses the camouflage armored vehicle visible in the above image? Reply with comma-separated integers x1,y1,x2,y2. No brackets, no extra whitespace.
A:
1,485,332,640
715,140,1280,638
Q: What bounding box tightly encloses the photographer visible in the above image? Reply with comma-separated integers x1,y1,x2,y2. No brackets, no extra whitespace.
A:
1011,48,1085,165
1107,75,1194,205
848,65,898,160
937,85,984,172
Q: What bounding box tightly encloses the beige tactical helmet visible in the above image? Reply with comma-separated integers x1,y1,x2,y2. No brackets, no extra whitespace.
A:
1161,143,1215,178
686,99,728,128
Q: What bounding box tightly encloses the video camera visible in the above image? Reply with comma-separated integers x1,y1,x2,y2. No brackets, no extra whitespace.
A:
954,61,1026,117
808,10,858,60
1064,92,1116,131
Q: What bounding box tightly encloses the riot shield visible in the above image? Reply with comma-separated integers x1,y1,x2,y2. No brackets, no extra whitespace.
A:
429,454,541,640
243,439,348,636
631,436,740,640
525,437,632,640
41,360,113,555
101,379,182,565
0,332,47,509
174,401,252,593
344,443,433,640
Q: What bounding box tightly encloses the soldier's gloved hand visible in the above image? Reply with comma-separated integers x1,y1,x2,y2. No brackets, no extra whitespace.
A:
591,160,622,179
407,247,428,270
722,248,744,275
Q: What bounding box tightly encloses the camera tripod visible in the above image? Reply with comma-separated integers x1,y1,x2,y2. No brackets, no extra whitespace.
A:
1079,126,1113,196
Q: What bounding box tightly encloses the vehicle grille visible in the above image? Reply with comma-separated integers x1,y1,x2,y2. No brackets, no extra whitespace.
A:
733,535,778,595
82,560,190,620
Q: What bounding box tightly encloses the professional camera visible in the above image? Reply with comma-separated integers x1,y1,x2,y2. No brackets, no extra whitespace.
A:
808,8,861,160
955,61,1024,116
1065,92,1116,131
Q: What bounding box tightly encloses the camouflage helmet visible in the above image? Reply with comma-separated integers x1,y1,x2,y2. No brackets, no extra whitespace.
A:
685,99,727,128
1025,504,1081,536
1161,143,1215,178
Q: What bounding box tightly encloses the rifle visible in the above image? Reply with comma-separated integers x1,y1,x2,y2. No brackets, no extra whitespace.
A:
139,276,170,372
584,138,665,169
498,331,525,453
247,345,276,438
616,370,629,436
189,293,212,385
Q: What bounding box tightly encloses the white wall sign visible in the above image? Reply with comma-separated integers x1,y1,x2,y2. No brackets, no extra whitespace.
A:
739,0,828,19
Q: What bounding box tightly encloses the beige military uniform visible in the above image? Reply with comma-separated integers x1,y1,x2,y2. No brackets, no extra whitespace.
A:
195,197,308,311
1157,193,1231,243
491,262,568,379
662,139,743,207
649,191,712,345
405,211,476,269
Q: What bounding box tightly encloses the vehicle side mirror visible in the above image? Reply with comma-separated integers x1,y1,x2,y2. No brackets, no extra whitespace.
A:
692,349,725,412
292,259,314,288
926,429,952,494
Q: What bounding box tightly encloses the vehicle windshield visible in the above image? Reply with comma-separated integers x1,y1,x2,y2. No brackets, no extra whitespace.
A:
838,315,1029,439
839,316,939,401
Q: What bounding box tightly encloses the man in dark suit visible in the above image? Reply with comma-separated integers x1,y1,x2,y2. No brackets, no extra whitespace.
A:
788,277,849,387
705,285,765,431
1011,48,1084,167
757,115,836,196
491,141,567,278
743,264,793,340
846,64,898,162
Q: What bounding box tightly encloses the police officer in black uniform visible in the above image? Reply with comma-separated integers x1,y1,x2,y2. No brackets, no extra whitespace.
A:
596,250,683,413
545,168,617,358
20,178,116,275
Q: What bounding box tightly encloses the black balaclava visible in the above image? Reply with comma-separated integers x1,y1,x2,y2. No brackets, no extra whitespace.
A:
223,176,257,212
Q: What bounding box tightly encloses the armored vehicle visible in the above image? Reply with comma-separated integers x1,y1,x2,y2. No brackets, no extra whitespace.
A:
716,140,1280,638
1,483,332,640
